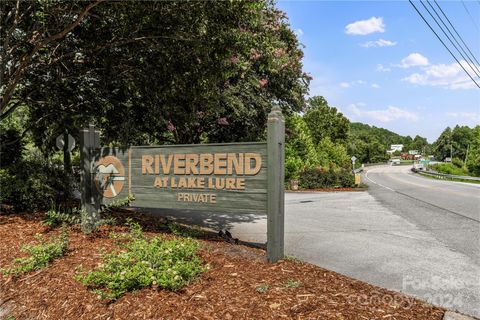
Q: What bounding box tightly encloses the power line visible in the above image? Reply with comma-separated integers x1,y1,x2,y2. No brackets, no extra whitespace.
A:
434,0,480,67
461,0,479,31
423,0,480,77
430,0,480,75
408,0,480,88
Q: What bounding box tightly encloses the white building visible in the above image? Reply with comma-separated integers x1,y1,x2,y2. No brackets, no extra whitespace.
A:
387,144,404,154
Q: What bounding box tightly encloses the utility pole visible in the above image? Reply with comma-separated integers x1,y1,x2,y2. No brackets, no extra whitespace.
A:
465,144,469,164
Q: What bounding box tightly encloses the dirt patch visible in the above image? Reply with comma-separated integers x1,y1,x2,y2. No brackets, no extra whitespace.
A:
0,212,444,320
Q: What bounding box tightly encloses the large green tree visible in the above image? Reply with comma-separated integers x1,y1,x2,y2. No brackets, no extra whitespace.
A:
466,126,480,176
303,96,350,145
2,0,310,155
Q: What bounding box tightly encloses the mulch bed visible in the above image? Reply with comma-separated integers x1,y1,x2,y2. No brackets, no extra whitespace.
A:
0,211,444,320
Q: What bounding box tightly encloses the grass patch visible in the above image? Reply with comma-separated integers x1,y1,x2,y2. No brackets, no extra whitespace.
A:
417,171,480,184
285,255,304,264
75,219,206,301
255,283,270,293
1,229,69,277
283,279,301,288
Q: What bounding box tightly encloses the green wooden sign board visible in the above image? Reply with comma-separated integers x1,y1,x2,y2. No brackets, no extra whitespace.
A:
80,107,285,262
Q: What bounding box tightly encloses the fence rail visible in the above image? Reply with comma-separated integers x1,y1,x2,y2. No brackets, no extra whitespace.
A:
411,168,480,182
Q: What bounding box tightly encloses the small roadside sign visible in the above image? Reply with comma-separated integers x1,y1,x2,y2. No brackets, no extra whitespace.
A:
56,133,75,152
351,156,357,162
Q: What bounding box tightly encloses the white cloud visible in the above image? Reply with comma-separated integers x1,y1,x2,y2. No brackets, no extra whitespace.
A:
348,104,419,123
361,39,397,48
398,53,429,68
402,60,478,90
376,64,391,72
294,28,304,36
345,17,385,35
339,80,366,88
339,80,381,89
446,112,480,121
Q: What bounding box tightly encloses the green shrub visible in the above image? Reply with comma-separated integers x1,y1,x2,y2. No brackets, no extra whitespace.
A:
299,167,354,189
431,163,469,176
75,221,205,300
336,168,355,187
43,208,82,228
0,156,75,212
285,154,304,181
0,128,25,168
451,157,464,168
1,229,69,276
102,195,135,212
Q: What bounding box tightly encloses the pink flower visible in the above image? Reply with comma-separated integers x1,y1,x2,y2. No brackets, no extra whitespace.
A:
273,48,285,58
217,117,229,126
250,49,261,61
230,56,240,64
167,121,176,132
259,79,268,87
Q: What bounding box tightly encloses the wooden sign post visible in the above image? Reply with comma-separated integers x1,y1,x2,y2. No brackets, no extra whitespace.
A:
79,124,101,232
80,107,285,262
267,106,285,263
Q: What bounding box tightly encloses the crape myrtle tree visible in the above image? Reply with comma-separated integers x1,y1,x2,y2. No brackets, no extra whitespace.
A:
1,0,310,156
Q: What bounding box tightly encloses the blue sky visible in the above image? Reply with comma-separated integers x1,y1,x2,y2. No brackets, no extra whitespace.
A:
277,0,480,142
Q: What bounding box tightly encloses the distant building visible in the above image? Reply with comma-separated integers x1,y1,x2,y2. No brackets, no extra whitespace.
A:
390,144,404,151
386,144,404,155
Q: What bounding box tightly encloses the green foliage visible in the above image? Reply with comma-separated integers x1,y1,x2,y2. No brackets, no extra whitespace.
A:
255,283,270,293
299,167,354,189
76,221,205,300
285,114,318,180
304,96,350,145
102,195,135,213
80,210,118,234
316,137,350,169
43,208,82,228
284,279,301,288
0,128,25,167
451,157,464,168
4,1,309,151
466,126,480,176
433,127,453,161
348,122,407,164
431,163,469,176
1,229,69,276
0,155,74,212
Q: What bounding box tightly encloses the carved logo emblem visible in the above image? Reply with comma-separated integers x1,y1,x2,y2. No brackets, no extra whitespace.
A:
94,156,126,198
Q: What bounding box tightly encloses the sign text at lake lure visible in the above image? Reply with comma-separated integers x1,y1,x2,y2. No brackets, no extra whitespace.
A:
80,107,284,262
92,143,268,214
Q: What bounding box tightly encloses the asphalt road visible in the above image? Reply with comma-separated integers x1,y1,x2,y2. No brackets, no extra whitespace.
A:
148,165,480,317
362,165,480,316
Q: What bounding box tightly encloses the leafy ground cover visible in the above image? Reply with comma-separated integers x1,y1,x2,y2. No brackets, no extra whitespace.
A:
0,210,444,320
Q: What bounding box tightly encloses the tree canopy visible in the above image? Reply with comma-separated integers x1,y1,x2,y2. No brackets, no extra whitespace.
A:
1,0,310,154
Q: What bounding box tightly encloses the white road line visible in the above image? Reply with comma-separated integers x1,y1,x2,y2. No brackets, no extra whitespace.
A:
365,171,395,192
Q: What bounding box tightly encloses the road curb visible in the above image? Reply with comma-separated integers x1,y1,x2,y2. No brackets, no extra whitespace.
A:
443,311,479,320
